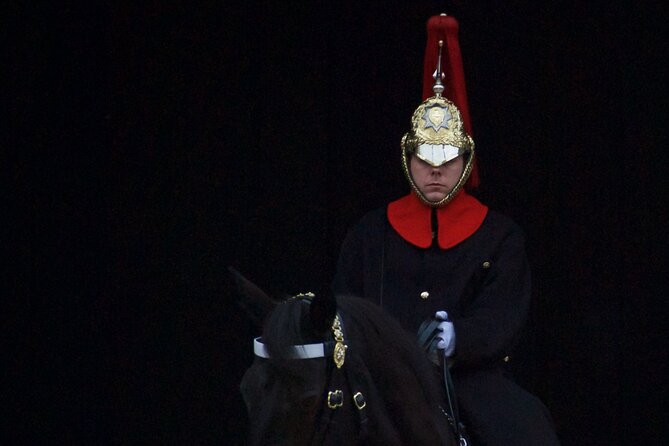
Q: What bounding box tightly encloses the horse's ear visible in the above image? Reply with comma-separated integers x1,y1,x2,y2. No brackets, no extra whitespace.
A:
228,266,278,329
309,291,337,336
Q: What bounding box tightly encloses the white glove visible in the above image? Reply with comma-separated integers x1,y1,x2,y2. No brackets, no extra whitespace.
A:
435,311,455,357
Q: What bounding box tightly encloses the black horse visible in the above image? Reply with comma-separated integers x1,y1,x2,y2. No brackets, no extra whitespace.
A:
235,270,455,445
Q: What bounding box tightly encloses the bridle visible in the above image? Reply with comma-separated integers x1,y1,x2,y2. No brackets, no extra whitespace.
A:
253,306,370,444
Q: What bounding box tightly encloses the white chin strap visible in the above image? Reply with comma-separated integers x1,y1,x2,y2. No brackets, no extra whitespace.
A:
253,337,330,360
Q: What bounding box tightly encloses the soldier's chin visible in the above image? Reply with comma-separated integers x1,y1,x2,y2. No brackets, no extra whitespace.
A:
422,190,448,202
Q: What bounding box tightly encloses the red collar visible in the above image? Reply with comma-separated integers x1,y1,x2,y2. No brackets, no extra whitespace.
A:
387,191,488,249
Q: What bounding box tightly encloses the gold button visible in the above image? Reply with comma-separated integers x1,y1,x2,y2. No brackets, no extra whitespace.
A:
482,261,491,269
503,355,510,362
420,291,429,299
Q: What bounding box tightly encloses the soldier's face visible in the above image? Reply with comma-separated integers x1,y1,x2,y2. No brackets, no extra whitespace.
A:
409,155,464,202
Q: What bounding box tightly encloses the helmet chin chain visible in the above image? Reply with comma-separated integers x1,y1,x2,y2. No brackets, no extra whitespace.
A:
401,40,475,208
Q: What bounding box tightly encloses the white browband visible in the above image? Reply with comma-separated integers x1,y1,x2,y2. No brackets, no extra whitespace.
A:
253,337,330,360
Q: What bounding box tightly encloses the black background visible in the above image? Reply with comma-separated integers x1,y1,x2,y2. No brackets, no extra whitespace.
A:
7,1,667,444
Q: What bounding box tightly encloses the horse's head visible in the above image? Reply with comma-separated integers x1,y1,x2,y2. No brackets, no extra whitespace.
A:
240,293,343,445
232,266,455,445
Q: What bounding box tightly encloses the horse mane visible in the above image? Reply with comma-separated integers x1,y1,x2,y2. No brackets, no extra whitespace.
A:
260,294,451,445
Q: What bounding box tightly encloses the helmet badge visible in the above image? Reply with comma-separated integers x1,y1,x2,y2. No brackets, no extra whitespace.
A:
423,106,451,131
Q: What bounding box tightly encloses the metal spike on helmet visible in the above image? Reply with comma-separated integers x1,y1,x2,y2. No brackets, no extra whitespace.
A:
432,40,445,97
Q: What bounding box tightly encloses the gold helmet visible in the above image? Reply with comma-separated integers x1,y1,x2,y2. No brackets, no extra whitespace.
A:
401,16,477,208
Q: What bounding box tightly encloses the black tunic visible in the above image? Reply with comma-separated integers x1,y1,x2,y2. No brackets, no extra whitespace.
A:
334,206,560,445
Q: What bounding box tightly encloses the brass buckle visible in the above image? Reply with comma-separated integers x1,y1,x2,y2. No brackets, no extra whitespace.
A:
327,390,343,409
352,391,366,410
